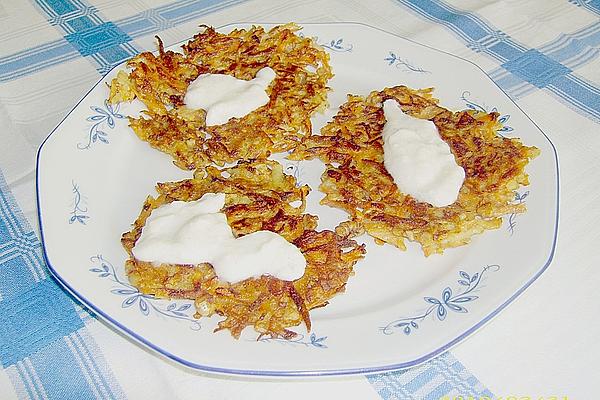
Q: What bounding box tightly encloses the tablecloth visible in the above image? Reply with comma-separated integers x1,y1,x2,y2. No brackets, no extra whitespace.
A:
1,0,598,398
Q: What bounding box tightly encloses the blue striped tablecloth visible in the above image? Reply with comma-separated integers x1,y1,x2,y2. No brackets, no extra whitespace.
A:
1,0,598,398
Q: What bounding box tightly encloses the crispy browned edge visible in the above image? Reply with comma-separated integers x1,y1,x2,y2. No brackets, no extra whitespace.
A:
108,23,333,170
289,85,540,256
121,160,365,339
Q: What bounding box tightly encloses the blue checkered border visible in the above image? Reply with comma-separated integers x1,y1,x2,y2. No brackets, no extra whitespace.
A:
0,0,249,80
569,0,600,15
0,169,125,399
395,0,600,123
2,0,599,124
368,352,494,400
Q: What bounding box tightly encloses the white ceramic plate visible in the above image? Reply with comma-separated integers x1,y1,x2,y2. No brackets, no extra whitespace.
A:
37,23,559,377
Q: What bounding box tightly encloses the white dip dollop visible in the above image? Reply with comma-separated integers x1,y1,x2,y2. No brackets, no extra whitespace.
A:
183,67,276,126
132,193,306,283
382,100,465,207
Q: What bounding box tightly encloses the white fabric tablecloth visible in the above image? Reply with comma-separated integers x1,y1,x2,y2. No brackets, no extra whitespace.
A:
1,0,598,398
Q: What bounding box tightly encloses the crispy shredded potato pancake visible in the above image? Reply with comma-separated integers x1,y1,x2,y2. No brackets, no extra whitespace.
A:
108,24,333,170
289,86,540,256
121,161,365,339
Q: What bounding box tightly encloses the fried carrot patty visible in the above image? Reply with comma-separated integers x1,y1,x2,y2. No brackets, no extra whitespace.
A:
289,86,540,256
121,161,365,338
108,24,333,170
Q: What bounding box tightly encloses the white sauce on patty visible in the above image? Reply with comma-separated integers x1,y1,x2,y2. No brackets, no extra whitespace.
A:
382,100,465,207
184,67,276,126
132,193,306,283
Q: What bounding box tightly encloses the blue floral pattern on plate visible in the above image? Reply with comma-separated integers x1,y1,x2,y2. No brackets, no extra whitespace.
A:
508,191,529,235
381,265,501,335
78,100,125,150
320,38,353,52
90,254,327,344
258,333,328,348
69,181,89,225
385,52,430,73
461,90,513,134
88,255,201,330
298,33,353,53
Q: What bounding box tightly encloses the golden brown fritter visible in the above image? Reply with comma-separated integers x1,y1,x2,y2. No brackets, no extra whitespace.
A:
121,161,365,339
108,24,333,170
289,86,540,256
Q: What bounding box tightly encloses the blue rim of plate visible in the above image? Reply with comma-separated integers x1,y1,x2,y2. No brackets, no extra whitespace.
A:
36,21,560,377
